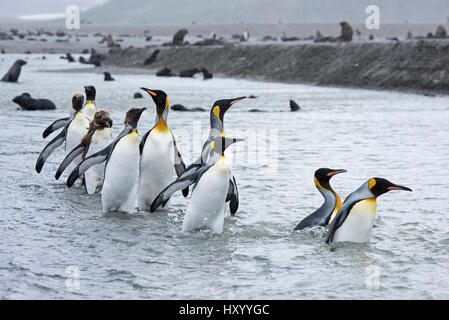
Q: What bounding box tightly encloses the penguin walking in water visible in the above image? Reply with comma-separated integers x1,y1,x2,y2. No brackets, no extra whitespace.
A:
82,85,97,120
67,107,146,213
326,177,412,244
176,97,246,214
55,110,113,194
137,88,187,211
41,86,96,139
36,94,89,173
150,136,244,233
294,168,346,231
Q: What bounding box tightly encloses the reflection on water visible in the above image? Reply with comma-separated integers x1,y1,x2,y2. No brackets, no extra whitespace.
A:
0,54,448,299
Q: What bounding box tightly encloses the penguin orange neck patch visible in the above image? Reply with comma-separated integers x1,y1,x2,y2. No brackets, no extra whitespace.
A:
155,116,169,131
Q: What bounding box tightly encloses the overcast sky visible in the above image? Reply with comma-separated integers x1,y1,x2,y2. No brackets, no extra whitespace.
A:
0,0,107,17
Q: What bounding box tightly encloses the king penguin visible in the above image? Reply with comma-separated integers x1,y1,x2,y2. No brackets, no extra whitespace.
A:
176,97,246,214
326,177,412,244
150,136,244,233
137,88,187,211
294,168,346,231
36,94,89,173
55,110,113,194
67,107,146,213
82,85,97,120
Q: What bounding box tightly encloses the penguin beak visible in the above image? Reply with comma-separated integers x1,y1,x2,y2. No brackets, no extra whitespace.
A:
140,87,157,96
106,118,113,128
327,169,347,177
230,96,246,105
387,184,412,192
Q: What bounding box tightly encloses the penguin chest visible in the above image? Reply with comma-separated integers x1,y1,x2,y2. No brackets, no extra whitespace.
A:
183,158,230,233
103,133,139,198
334,199,377,243
84,128,112,194
66,114,89,154
140,130,175,184
82,102,96,120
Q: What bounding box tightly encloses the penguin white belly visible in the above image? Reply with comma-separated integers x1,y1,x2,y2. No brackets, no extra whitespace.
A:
102,132,139,213
82,102,96,120
84,128,112,194
138,129,175,210
66,114,89,173
333,199,377,243
182,158,230,234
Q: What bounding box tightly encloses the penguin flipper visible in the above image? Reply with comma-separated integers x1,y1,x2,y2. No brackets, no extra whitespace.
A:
42,117,70,138
150,166,210,212
171,133,189,197
55,142,87,180
35,129,66,173
139,128,153,155
226,175,239,215
67,146,111,187
325,201,358,244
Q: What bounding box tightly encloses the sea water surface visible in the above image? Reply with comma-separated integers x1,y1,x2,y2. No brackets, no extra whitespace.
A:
0,54,448,299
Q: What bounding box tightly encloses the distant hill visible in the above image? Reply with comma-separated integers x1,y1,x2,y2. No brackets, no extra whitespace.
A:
80,0,449,25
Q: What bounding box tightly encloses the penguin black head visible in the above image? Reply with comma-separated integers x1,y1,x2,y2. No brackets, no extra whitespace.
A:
141,88,168,116
72,93,84,112
92,109,113,129
368,177,412,197
210,97,246,127
84,86,96,101
314,168,347,190
124,107,146,128
212,136,244,156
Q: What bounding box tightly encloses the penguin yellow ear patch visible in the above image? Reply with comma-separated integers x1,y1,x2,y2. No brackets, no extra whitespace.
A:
213,106,221,120
368,178,376,190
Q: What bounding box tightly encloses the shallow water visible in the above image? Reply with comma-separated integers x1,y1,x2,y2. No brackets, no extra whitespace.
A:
1,54,448,299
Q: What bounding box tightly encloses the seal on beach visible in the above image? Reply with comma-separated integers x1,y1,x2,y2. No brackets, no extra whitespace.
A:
137,89,187,210
67,107,146,213
294,168,346,231
12,93,56,111
1,59,27,82
172,29,188,45
326,178,412,244
104,72,114,81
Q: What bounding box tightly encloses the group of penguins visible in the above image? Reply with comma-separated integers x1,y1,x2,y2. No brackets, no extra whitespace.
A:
35,86,412,244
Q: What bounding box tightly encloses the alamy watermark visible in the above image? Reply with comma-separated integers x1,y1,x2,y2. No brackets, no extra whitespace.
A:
65,265,80,290
65,5,80,30
365,265,380,289
365,5,380,30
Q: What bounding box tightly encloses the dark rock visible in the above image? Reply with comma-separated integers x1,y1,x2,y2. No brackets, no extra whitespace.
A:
106,34,120,47
281,33,299,42
26,37,37,41
104,72,114,81
55,30,66,37
134,92,143,99
12,93,56,110
289,99,301,112
248,95,257,99
42,56,46,59
261,35,277,41
1,49,5,54
156,67,175,77
79,56,89,64
40,38,47,42
249,109,264,112
1,59,27,82
145,35,153,41
81,49,89,54
387,37,399,42
194,38,224,46
0,32,14,40
406,31,413,39
24,51,31,54
171,104,205,112
172,29,188,45
143,49,160,65
179,68,200,77
369,34,374,40
171,104,190,111
89,49,106,67
200,67,213,80
435,25,447,38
